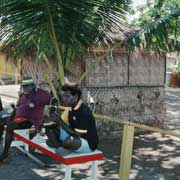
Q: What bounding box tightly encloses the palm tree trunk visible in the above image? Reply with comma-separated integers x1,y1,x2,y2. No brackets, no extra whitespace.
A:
46,3,65,85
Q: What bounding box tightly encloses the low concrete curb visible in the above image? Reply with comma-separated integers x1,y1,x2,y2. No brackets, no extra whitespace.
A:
0,93,18,99
0,85,19,99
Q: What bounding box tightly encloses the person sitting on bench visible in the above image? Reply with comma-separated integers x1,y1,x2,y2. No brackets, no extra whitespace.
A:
44,82,99,153
0,77,57,164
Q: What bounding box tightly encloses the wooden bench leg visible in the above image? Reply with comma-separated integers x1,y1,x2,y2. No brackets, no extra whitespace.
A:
91,161,98,180
64,165,72,180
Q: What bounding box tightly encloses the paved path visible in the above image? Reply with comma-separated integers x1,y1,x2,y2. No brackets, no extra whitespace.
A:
165,88,180,132
129,88,180,180
0,84,19,98
0,85,180,179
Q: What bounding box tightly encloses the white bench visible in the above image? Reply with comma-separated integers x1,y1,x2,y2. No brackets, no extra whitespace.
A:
3,128,103,180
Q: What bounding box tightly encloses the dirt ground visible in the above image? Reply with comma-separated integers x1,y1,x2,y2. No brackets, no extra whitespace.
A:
0,87,180,180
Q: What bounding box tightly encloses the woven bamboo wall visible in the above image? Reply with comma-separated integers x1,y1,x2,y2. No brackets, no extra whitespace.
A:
83,51,166,134
21,50,166,134
22,51,166,87
22,58,55,83
85,53,128,87
83,86,165,135
22,58,83,85
129,51,165,85
85,51,165,87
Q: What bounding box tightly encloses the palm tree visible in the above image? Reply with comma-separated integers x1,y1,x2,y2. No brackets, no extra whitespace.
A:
0,0,179,98
127,0,180,51
0,0,131,90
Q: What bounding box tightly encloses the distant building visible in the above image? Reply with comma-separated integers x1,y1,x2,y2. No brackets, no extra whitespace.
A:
1,25,167,134
20,48,166,135
166,53,177,72
0,51,20,84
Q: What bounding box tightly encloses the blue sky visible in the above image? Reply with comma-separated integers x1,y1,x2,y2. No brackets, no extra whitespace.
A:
132,0,147,7
129,0,147,21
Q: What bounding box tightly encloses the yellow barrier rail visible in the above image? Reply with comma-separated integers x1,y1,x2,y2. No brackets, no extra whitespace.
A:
94,114,180,180
0,72,20,76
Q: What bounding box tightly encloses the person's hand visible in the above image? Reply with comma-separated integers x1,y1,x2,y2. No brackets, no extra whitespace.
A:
10,103,15,109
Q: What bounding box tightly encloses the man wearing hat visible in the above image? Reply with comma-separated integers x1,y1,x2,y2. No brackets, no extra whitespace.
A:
45,82,99,153
0,77,56,163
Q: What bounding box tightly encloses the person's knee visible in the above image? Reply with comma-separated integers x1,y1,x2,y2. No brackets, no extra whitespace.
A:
62,136,81,150
45,128,61,148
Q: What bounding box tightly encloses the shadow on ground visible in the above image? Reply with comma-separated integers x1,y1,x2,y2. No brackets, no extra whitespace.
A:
0,88,180,179
131,132,180,180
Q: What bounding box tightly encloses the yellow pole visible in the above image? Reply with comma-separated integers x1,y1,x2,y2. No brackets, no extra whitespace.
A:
119,125,135,180
15,67,18,84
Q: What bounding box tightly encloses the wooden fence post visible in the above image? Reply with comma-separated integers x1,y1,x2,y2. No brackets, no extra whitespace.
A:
119,125,135,180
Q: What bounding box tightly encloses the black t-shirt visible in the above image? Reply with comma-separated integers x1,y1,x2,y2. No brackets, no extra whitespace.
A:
68,103,98,151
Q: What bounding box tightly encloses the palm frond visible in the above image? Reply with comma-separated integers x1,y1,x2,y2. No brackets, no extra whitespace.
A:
125,10,180,51
0,0,131,85
0,0,129,55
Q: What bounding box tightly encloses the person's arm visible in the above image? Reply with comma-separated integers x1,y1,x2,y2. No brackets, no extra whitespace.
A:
38,89,54,106
74,128,87,133
43,109,80,137
73,108,92,134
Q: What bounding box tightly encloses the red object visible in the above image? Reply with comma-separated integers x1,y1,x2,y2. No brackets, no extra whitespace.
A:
14,131,103,165
13,117,27,123
3,127,103,165
170,74,179,88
